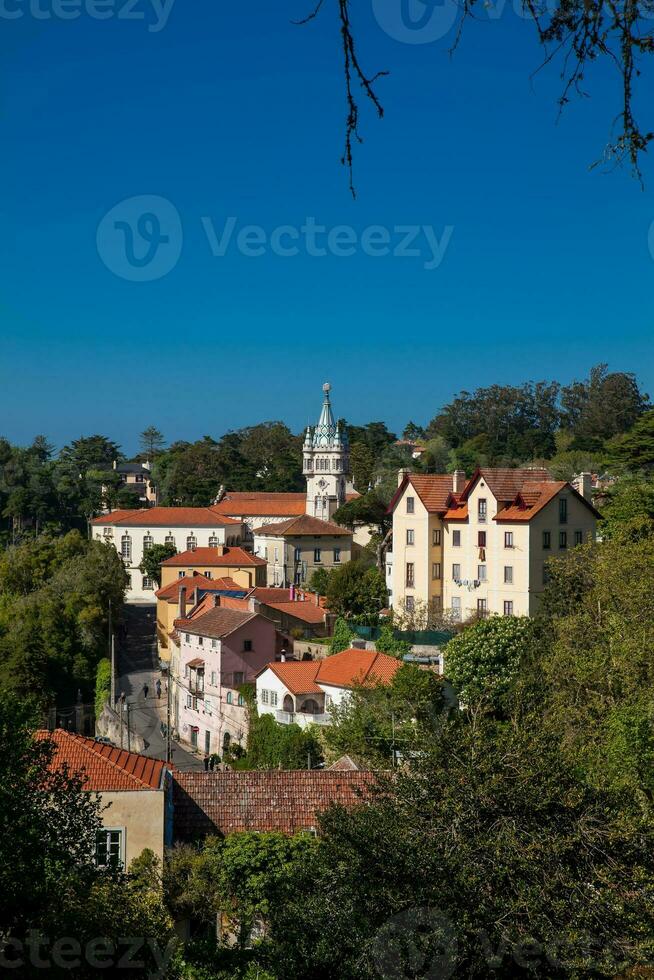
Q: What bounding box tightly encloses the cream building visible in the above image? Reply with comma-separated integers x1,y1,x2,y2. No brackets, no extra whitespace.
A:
253,514,353,587
389,467,599,621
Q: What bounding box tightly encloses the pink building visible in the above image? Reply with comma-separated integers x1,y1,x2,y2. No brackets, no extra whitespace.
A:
173,602,277,757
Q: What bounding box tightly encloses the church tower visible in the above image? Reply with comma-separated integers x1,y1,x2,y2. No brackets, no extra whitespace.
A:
303,383,351,519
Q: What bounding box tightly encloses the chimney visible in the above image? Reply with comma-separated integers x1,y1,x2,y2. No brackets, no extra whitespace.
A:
575,472,593,501
249,597,260,613
178,586,187,619
192,588,199,607
398,467,410,488
280,648,287,662
213,594,221,607
453,469,466,494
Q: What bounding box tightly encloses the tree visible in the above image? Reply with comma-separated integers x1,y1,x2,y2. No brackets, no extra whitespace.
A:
605,409,654,472
328,617,353,654
139,426,165,459
243,713,323,770
59,435,122,473
444,616,534,713
561,365,649,447
349,442,375,493
307,566,332,595
325,561,387,620
374,624,411,659
598,475,654,540
402,422,425,442
139,542,177,586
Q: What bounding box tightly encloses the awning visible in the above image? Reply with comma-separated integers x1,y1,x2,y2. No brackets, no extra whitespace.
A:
187,658,205,669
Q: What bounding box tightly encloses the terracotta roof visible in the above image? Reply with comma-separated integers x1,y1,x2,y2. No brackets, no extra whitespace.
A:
253,515,352,537
36,729,166,791
328,754,361,771
442,497,469,521
316,648,401,688
263,601,327,625
387,474,454,515
249,587,297,603
211,492,306,518
161,547,266,567
173,770,376,839
461,467,553,503
495,481,602,522
155,573,245,602
175,605,259,639
263,660,323,695
90,507,241,527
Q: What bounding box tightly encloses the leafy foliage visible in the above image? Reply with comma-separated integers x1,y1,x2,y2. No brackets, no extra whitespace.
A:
328,616,354,654
444,616,534,712
139,542,178,586
325,560,387,620
242,712,323,770
94,657,111,719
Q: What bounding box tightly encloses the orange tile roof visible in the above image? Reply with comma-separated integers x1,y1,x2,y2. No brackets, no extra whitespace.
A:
249,587,296,603
175,605,259,639
494,481,601,521
316,648,401,688
155,574,244,602
263,601,327,625
387,474,454,515
211,493,307,518
90,507,241,527
161,546,266,567
37,730,166,791
253,515,352,537
462,467,553,503
173,770,376,838
264,660,323,694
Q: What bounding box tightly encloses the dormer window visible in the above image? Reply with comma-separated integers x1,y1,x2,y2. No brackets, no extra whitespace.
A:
186,534,197,550
143,534,154,551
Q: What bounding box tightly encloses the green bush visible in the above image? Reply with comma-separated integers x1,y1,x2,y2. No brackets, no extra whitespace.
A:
95,657,112,719
444,616,534,712
244,713,323,770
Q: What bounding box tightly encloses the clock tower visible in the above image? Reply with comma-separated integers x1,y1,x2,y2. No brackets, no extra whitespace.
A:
303,383,351,519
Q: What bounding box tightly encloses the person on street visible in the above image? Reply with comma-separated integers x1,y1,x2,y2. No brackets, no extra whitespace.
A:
156,678,162,699
142,682,149,700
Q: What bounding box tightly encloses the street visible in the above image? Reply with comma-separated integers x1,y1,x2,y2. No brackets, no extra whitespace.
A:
116,604,203,772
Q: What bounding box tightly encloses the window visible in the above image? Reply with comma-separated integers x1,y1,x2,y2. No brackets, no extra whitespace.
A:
142,576,153,590
504,601,514,616
205,571,212,579
478,499,487,523
186,534,197,550
178,571,186,579
559,498,568,524
334,548,341,563
192,697,199,711
274,547,279,562
143,534,154,552
559,531,567,549
452,563,461,580
270,691,278,707
406,496,415,514
120,535,132,562
405,595,415,612
261,689,269,705
294,546,302,562
405,562,414,587
184,664,189,678
406,529,415,545
238,694,245,707
184,633,190,643
211,639,218,649
574,530,583,545
243,640,252,653
432,562,441,580
452,530,461,547
234,672,244,686
211,671,216,686
226,692,233,705
186,694,192,708
451,597,461,621
197,636,203,646
432,529,441,546
314,548,322,563
504,566,513,584
477,598,488,618
478,531,486,548
95,829,123,868
542,531,551,550
165,534,175,547
504,531,514,548
477,565,487,582
208,534,219,548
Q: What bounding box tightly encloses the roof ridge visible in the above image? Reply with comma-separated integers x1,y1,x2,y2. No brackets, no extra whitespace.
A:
63,733,157,790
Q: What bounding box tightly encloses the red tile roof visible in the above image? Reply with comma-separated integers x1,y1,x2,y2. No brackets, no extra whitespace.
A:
37,729,167,791
253,515,352,537
387,474,454,515
264,660,323,694
316,648,401,688
211,493,307,518
495,481,601,521
461,467,553,503
175,605,261,639
90,507,241,527
173,770,376,838
161,547,266,567
262,601,327,625
156,573,244,602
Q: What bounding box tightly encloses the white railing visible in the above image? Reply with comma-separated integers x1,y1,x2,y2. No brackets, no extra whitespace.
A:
275,710,332,726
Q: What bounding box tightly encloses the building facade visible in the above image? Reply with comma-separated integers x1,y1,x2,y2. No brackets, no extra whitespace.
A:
389,468,600,621
253,514,353,586
89,508,244,602
303,382,352,520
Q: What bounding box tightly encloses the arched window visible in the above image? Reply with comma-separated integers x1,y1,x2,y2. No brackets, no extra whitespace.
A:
238,694,245,707
186,534,197,551
226,692,233,705
120,535,132,562
143,534,154,551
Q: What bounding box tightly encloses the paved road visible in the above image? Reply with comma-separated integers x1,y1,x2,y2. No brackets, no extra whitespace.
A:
115,604,203,772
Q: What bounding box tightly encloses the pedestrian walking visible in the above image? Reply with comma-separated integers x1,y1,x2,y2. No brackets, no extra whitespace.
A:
142,682,149,700
156,678,162,699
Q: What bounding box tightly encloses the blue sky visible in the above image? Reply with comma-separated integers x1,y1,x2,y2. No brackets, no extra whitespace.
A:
0,0,653,454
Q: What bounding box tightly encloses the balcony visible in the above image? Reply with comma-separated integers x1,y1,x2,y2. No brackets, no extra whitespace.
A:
276,709,331,727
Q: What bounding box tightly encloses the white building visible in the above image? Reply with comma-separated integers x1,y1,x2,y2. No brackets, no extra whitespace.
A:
89,507,243,602
303,382,352,520
255,648,402,729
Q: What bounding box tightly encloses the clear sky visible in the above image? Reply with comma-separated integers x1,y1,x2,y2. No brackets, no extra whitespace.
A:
0,0,652,454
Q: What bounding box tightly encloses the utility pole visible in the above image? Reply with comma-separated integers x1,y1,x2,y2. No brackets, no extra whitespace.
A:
166,675,172,764
126,702,132,753
119,697,124,749
109,599,115,707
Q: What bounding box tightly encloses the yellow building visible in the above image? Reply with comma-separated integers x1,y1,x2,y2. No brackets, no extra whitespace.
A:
389,467,599,621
